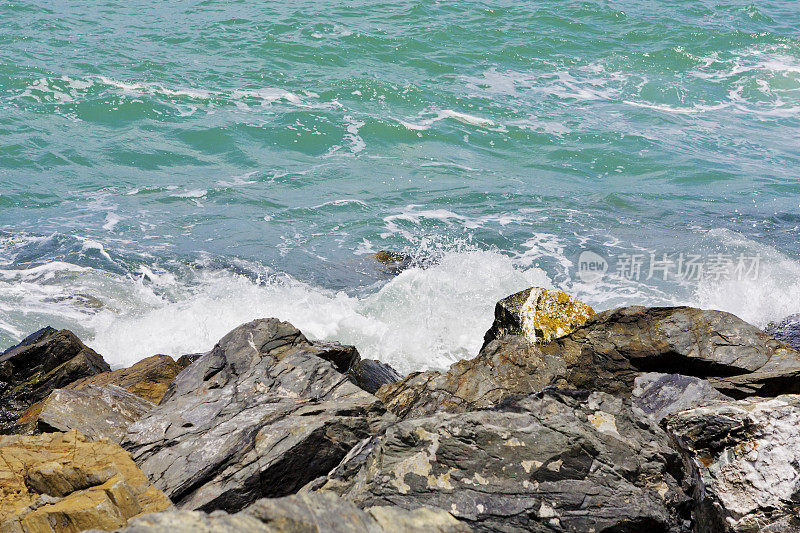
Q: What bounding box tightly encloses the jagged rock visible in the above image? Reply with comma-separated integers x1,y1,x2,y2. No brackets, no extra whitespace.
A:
764,313,800,351
554,306,800,399
0,327,111,433
25,385,154,443
377,335,567,419
105,492,469,532
482,287,595,349
175,353,204,368
311,389,692,533
0,430,171,532
347,359,402,394
632,373,727,423
66,354,187,405
123,318,395,513
663,395,800,532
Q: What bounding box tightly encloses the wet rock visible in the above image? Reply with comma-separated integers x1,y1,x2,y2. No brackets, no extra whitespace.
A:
348,359,402,394
554,306,800,398
632,373,727,423
663,395,800,532
66,354,185,405
764,313,800,351
372,250,415,276
377,335,567,419
0,430,171,532
123,318,395,513
481,287,595,349
106,492,469,532
312,389,692,533
175,353,204,368
27,384,154,443
0,327,111,433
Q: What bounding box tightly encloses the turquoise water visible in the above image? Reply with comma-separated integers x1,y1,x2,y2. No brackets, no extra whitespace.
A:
1,0,800,370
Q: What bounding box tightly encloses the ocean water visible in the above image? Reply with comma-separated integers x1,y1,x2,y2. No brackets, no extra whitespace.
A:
1,0,799,371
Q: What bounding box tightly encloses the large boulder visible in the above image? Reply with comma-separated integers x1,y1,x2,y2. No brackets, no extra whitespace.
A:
22,384,154,443
347,359,402,394
311,389,692,533
482,287,595,348
108,492,469,532
0,430,171,532
123,318,395,513
66,354,188,405
0,327,111,433
664,395,800,532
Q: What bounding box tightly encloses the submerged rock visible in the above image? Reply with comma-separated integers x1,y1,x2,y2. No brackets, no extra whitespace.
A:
26,384,154,443
312,389,691,533
0,327,111,433
664,395,800,532
108,491,469,532
0,430,171,532
123,318,395,513
764,313,800,351
481,287,595,348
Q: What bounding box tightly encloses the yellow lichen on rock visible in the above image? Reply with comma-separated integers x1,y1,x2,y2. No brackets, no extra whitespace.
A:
0,430,171,533
519,288,595,344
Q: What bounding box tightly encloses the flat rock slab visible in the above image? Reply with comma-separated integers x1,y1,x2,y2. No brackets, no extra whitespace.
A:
123,318,394,513
664,395,800,532
106,492,469,533
0,430,171,532
633,373,727,423
312,389,691,533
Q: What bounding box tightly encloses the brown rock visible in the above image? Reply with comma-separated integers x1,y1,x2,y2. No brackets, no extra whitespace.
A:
0,430,171,532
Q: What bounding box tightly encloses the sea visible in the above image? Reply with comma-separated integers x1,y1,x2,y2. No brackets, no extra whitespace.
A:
1,0,799,372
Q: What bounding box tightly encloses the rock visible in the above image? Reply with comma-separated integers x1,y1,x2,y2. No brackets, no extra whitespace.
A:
632,373,727,423
372,250,415,276
66,354,187,405
25,385,154,443
481,287,595,349
554,306,800,399
123,318,395,513
175,353,204,369
0,430,171,532
348,359,402,394
764,313,800,351
377,335,567,419
0,327,111,433
312,389,691,533
106,492,469,532
663,395,800,532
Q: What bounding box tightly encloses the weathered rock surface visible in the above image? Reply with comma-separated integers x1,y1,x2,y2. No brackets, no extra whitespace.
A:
0,430,171,532
312,389,691,533
67,354,187,405
106,492,469,532
664,395,800,532
123,318,395,513
0,327,111,433
24,385,154,443
482,287,595,348
377,335,567,419
633,373,727,423
764,313,800,351
347,359,402,394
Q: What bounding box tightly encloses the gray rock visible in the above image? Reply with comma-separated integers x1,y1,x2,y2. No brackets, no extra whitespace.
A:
348,359,402,394
33,384,154,443
764,313,800,351
663,395,800,532
0,327,111,433
123,318,395,513
106,491,469,532
312,389,692,533
633,373,727,423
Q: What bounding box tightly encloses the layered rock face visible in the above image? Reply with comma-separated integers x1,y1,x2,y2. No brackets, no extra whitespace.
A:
0,327,111,433
108,492,469,533
0,430,171,532
764,313,800,351
664,395,800,533
123,318,395,513
313,389,691,532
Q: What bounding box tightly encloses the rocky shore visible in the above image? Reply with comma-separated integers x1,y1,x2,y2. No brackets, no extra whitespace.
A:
3,285,800,532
